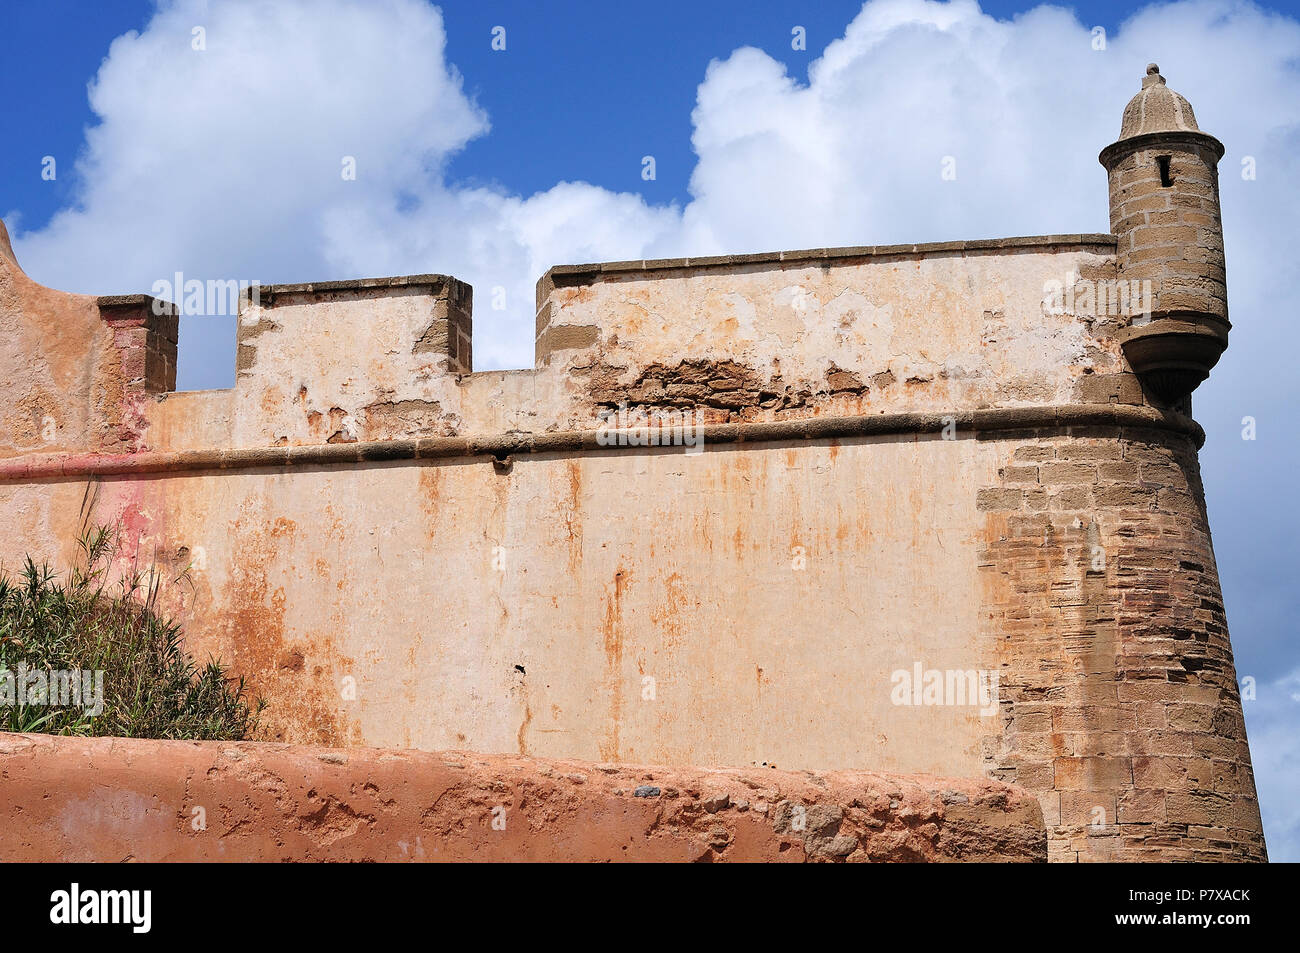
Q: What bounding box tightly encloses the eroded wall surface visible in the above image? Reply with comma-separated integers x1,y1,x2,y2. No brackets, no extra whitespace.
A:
0,733,1046,862
0,219,1264,861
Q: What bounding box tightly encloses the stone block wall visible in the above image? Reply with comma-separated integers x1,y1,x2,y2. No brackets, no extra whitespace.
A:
1105,135,1227,325
976,425,1263,860
99,295,179,395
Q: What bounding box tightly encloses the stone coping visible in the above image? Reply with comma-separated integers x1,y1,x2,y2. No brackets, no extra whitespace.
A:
97,294,178,315
0,403,1203,481
543,233,1118,286
238,273,459,306
93,234,1118,313
98,276,460,314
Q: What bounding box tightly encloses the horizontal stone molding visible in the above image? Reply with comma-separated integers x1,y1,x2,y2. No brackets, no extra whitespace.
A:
1098,129,1227,167
0,404,1204,482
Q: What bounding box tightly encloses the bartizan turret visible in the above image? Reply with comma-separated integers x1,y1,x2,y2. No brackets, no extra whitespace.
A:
1099,64,1229,403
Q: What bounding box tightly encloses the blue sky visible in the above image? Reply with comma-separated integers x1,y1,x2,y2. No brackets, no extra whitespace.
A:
2,0,1183,229
2,0,1298,858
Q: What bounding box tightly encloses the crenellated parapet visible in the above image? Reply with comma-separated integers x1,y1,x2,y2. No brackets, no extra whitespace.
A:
146,233,1136,456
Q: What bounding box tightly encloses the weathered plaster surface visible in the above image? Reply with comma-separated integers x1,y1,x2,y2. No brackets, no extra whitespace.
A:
543,247,1123,416
0,732,1046,862
139,438,1004,775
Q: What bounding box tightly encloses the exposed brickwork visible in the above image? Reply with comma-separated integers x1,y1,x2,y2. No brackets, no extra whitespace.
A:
977,426,1264,861
585,358,796,420
578,358,898,426
92,295,178,453
98,295,178,395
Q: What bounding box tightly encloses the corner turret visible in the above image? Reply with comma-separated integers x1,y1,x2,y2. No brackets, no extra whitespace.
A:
1099,64,1229,402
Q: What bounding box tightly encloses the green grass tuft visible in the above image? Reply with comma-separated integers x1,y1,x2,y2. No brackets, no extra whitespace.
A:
0,495,262,740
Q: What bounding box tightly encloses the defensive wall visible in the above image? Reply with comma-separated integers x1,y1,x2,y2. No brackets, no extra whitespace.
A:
0,66,1265,862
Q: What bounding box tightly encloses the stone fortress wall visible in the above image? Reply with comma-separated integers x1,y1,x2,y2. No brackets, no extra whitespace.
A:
0,67,1264,862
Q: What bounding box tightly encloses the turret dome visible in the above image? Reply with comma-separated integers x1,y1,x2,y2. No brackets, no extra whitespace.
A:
1118,64,1200,139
